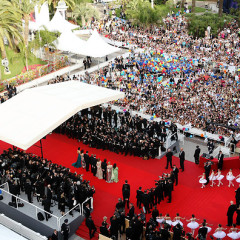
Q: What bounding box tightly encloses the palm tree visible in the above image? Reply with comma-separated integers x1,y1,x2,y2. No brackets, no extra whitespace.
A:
73,3,100,27
12,0,38,47
39,0,75,11
192,0,196,13
219,0,223,16
0,1,22,60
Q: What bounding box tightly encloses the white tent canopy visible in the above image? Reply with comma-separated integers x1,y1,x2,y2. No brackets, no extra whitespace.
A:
55,30,87,54
29,2,50,31
0,81,124,150
81,29,120,58
44,11,79,33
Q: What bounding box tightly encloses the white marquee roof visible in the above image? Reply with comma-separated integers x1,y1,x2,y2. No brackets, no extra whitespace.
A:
0,81,124,150
81,29,120,58
55,30,87,54
44,11,79,33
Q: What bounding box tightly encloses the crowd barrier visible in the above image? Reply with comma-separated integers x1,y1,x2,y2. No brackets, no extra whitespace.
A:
0,182,93,238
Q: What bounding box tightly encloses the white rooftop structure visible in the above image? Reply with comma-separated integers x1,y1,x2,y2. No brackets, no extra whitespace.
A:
0,81,124,150
55,30,87,54
44,11,79,33
81,29,120,58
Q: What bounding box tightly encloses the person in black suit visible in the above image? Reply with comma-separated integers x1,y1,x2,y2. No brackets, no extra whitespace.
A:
227,201,237,226
84,151,90,172
46,184,53,201
217,150,224,170
165,149,173,169
179,148,185,172
122,180,130,209
61,219,70,240
42,195,51,221
101,159,107,180
194,146,201,164
204,161,212,185
142,190,150,213
136,187,143,208
236,185,240,205
91,155,97,176
51,230,58,240
127,203,135,220
100,223,110,237
86,216,97,239
25,179,33,203
198,222,208,240
84,203,91,219
173,165,179,185
173,223,184,240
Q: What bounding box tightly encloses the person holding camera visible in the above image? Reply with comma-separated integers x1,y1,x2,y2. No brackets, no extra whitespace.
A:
173,223,184,240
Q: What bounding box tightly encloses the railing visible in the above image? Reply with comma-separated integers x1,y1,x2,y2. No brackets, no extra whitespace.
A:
0,182,94,232
81,197,94,216
0,183,60,230
58,203,82,229
0,214,47,240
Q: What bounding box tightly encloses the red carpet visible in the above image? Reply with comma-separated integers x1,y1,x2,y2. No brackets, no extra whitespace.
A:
0,134,237,239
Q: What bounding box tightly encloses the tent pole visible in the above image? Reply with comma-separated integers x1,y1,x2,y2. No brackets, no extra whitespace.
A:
40,139,44,159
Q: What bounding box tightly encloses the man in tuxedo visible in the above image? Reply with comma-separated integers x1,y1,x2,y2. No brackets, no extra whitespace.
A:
235,185,240,205
136,187,143,208
86,216,97,239
227,201,237,226
165,149,173,169
84,151,90,172
204,161,212,185
91,155,97,176
46,184,53,201
122,180,130,208
84,203,91,219
173,165,179,185
198,222,208,240
194,145,201,164
217,150,224,170
127,203,135,220
179,148,185,172
42,195,51,221
101,159,107,180
61,219,70,240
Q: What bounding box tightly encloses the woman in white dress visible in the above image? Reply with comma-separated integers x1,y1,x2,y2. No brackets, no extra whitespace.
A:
216,169,224,187
227,169,235,187
172,213,185,227
96,158,103,179
187,214,200,236
235,174,240,183
156,213,165,229
106,162,113,183
199,173,207,188
213,224,227,239
165,213,172,226
227,224,240,239
209,169,216,187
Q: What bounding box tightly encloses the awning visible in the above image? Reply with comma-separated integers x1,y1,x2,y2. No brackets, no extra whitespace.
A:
0,81,124,150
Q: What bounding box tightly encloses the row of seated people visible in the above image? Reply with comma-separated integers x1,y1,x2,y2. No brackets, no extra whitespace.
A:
55,105,178,159
0,148,95,220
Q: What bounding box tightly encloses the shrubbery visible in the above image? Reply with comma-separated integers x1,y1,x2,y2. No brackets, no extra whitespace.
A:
186,13,234,38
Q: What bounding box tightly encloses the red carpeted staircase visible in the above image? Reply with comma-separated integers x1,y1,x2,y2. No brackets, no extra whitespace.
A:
0,133,238,240
76,221,99,240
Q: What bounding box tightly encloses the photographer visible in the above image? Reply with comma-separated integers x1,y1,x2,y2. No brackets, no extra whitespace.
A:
197,222,208,240
173,223,184,240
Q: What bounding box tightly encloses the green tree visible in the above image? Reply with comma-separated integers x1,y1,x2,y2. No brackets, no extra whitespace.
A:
12,0,38,47
73,3,99,27
0,1,22,67
39,0,76,11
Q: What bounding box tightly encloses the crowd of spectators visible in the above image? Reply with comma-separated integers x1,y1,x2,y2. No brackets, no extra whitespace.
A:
0,148,95,220
69,12,240,138
55,105,178,158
